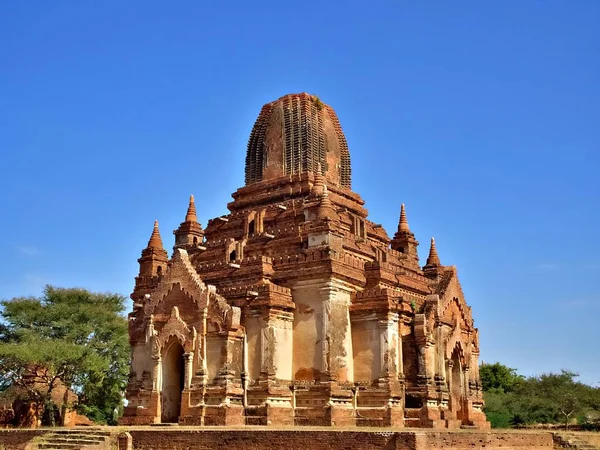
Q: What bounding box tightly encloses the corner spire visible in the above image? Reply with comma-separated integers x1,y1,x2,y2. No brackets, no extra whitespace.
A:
147,220,164,250
399,203,410,232
185,195,197,222
426,237,441,267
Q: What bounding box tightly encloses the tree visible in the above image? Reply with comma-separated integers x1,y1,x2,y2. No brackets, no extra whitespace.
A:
480,362,523,393
481,363,600,429
0,286,129,425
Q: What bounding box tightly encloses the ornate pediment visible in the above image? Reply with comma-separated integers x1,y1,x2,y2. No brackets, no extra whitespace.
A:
144,248,210,316
156,306,197,353
437,269,473,329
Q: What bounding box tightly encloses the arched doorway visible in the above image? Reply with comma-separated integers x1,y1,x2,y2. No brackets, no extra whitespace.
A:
449,348,463,418
161,339,185,423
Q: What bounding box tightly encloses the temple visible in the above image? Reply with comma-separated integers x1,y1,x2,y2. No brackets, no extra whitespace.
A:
121,93,489,428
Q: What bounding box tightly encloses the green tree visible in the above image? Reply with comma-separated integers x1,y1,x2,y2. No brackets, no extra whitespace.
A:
481,364,600,429
0,286,129,425
480,362,523,393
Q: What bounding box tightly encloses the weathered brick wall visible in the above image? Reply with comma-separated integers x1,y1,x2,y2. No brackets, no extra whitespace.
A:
128,430,402,450
0,429,48,450
0,428,556,450
127,429,554,450
418,431,554,449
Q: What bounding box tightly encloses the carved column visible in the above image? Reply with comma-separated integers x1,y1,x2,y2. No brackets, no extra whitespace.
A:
194,310,208,387
435,326,447,387
150,355,162,422
378,313,400,383
183,352,193,389
319,281,354,383
397,321,404,380
259,314,275,382
414,314,433,386
152,356,162,392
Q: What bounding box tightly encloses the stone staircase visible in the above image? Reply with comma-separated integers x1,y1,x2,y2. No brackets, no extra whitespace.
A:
403,407,422,427
31,428,111,450
554,432,600,450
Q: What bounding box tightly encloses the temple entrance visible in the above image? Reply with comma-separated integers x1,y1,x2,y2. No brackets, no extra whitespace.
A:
449,349,463,417
161,340,185,423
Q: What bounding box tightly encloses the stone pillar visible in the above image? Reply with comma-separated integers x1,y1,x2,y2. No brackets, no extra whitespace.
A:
424,342,436,381
194,310,208,388
151,356,162,392
319,281,354,383
180,352,194,419
259,315,275,382
292,279,354,383
183,352,193,389
117,432,132,450
378,313,400,382
149,355,162,423
255,308,294,426
259,309,293,382
397,321,404,380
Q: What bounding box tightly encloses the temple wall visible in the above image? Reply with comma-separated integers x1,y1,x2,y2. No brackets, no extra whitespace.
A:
132,344,150,381
231,337,244,377
402,332,419,386
205,336,222,383
271,316,293,380
351,317,379,382
328,286,354,383
292,283,323,381
245,315,262,382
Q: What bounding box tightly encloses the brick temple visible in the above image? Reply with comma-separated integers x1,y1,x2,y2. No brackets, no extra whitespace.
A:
121,93,489,428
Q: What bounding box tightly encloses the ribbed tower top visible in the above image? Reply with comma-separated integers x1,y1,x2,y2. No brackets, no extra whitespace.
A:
245,93,351,188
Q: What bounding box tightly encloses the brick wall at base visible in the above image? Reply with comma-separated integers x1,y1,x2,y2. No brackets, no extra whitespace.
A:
129,430,400,450
0,429,556,450
0,430,48,450
127,430,554,450
420,431,554,449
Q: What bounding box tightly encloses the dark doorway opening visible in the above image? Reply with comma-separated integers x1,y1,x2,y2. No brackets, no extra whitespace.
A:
161,340,185,423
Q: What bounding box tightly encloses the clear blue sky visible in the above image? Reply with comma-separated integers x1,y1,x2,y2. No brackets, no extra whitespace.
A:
1,1,598,385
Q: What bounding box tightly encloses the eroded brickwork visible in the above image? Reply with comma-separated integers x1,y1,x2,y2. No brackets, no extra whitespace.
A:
125,430,553,450
121,93,489,428
0,430,48,450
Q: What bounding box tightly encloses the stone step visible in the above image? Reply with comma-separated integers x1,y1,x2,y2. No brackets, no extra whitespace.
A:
37,444,92,449
404,417,422,427
43,438,103,444
403,408,421,418
52,430,110,436
245,416,267,426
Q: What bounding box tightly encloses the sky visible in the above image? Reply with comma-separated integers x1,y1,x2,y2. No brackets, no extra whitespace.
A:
0,1,598,385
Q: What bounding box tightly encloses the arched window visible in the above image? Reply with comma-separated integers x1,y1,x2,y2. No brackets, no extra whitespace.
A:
193,236,198,245
157,266,163,277
229,250,237,262
248,219,255,236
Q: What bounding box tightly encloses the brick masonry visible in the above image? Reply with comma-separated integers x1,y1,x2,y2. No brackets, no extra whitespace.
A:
124,429,554,450
122,93,489,428
0,428,558,450
0,429,48,449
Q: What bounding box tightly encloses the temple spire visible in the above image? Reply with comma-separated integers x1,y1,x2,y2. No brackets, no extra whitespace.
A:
147,220,164,250
185,195,197,222
399,203,410,232
173,195,204,251
426,237,441,267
